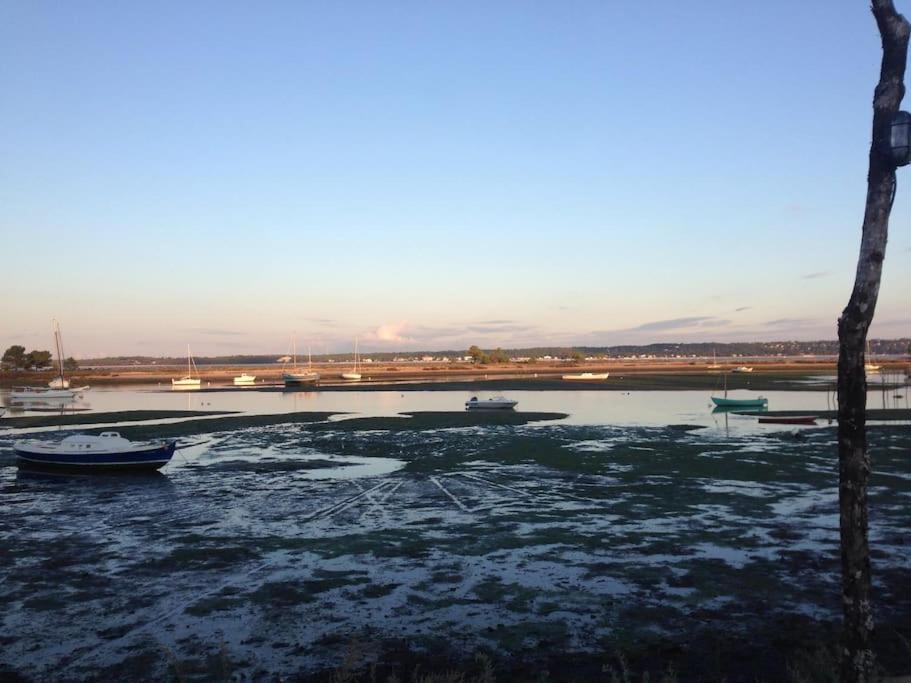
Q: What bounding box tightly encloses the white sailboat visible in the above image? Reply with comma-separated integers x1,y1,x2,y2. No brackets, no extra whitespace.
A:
865,341,881,374
341,338,362,381
561,372,609,381
172,345,201,387
707,349,722,370
282,337,320,386
11,320,80,400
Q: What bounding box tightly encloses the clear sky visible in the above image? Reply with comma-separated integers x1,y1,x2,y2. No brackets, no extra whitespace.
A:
2,1,910,357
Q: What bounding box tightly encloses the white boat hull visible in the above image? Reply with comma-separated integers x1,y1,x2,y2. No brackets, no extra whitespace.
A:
562,372,609,381
10,387,77,400
233,375,256,384
283,371,320,386
465,397,518,410
172,378,201,387
341,373,362,381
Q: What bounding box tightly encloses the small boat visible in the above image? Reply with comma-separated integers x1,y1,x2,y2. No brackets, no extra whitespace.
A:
13,432,177,471
341,337,362,381
561,372,609,381
711,396,769,408
711,372,767,408
282,337,320,387
172,345,201,387
10,386,79,400
707,349,722,370
732,366,753,373
233,373,256,385
865,341,881,373
465,396,518,410
14,320,83,400
757,415,818,425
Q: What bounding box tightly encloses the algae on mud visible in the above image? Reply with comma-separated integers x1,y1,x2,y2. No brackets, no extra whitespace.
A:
0,415,909,681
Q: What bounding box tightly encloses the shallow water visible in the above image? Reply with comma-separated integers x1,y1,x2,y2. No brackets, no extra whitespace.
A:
0,390,909,679
2,384,898,435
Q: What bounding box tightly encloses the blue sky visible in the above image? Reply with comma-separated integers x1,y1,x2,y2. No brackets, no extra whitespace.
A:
2,1,910,356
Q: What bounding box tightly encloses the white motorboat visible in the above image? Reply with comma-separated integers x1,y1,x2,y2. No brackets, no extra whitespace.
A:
233,373,256,385
283,337,320,387
465,396,518,410
14,432,177,471
172,345,201,387
562,372,609,381
341,337,362,381
732,366,753,373
48,377,70,389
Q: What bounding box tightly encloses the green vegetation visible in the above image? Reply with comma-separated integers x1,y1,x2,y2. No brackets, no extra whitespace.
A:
1,345,54,370
467,346,509,364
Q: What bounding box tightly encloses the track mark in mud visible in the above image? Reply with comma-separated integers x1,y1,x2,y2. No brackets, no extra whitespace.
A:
300,480,394,523
429,476,471,512
459,472,532,498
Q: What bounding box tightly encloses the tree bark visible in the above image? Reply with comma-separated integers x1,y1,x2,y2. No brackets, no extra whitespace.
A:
837,2,909,681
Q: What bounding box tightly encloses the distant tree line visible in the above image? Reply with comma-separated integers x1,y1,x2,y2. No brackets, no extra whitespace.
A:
1,345,77,371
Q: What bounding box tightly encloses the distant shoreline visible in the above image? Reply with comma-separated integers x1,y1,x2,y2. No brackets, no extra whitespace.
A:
2,358,908,391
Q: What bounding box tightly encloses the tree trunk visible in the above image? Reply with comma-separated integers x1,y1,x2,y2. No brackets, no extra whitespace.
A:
837,2,909,681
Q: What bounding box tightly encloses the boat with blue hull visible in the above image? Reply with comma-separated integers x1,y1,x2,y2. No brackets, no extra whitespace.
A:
14,432,177,472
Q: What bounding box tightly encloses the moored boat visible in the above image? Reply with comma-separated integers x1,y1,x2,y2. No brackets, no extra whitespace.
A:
341,337,362,381
561,372,609,381
711,371,767,408
732,366,753,373
233,373,257,385
465,396,518,410
13,432,177,471
10,386,79,400
711,396,768,408
707,349,722,370
14,320,83,399
283,337,320,387
172,345,201,387
757,415,818,425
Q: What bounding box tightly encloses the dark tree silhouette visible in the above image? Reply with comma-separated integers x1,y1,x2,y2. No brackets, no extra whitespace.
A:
837,2,909,681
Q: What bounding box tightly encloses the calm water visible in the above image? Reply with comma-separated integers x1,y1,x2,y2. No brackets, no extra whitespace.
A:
2,384,908,436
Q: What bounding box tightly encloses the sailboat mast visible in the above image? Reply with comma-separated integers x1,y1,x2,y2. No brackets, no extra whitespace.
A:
187,344,191,377
308,345,312,370
54,320,65,382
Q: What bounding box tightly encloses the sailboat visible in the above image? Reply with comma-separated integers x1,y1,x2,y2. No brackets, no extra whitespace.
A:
341,338,362,381
710,371,768,408
865,341,881,374
172,345,201,387
282,337,320,386
11,320,80,400
707,349,722,370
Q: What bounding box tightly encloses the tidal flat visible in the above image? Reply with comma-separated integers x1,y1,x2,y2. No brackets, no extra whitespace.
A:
0,414,909,681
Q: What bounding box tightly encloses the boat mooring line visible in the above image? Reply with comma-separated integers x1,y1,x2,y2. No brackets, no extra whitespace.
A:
351,480,392,519
379,479,405,502
458,472,532,497
300,480,392,522
429,476,470,512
